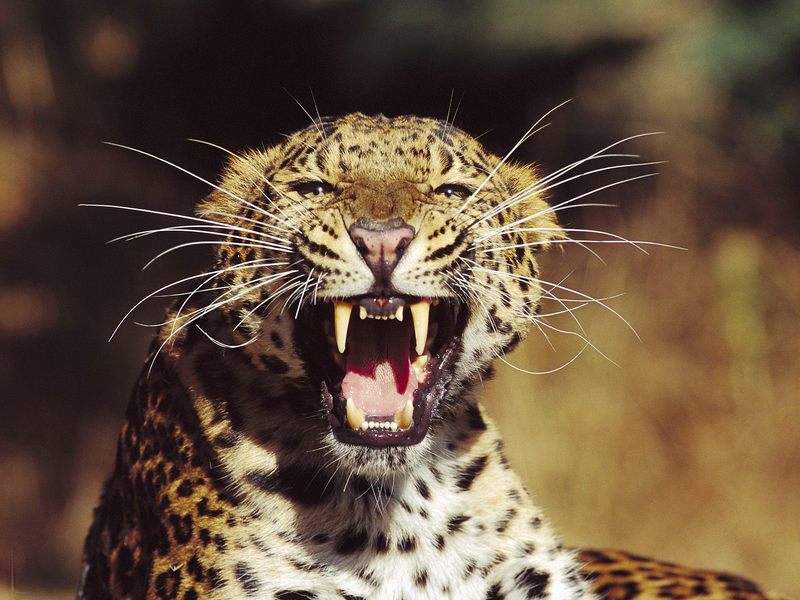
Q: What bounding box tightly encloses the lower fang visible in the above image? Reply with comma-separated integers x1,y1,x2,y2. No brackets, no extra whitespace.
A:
393,398,414,430
346,398,365,430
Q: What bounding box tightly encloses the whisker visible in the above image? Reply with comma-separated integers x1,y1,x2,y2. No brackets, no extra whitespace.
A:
169,269,288,337
470,159,662,230
284,88,326,141
477,226,684,258
101,142,302,234
292,269,316,318
498,344,588,376
141,240,289,271
196,324,259,349
110,223,291,246
533,317,619,367
83,203,291,242
160,270,299,354
108,257,272,340
454,99,572,218
482,172,659,240
236,273,306,327
186,138,313,223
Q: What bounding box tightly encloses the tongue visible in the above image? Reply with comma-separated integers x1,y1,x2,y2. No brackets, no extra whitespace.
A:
341,317,418,416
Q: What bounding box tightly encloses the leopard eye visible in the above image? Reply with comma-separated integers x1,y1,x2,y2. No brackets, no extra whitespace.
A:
293,180,334,198
433,183,471,199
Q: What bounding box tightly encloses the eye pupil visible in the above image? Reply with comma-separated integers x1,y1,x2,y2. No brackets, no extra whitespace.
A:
433,183,470,199
295,180,334,197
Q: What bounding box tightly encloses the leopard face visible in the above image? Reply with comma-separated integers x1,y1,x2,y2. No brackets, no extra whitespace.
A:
193,113,561,475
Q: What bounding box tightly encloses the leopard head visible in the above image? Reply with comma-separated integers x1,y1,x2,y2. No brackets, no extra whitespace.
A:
196,113,561,474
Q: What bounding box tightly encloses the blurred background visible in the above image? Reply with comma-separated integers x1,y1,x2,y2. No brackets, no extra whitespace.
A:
1,0,798,596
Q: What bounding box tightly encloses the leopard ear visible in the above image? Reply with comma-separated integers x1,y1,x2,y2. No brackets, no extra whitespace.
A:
499,161,565,252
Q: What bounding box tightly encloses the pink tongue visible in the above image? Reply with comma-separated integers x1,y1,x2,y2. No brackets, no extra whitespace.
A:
341,318,418,416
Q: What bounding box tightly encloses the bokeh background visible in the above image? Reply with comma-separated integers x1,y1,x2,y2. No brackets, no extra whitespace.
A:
1,0,798,597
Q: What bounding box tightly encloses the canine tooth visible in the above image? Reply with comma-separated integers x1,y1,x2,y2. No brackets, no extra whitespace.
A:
334,302,352,354
411,352,430,379
395,306,404,321
410,300,430,356
393,398,414,430
359,306,367,320
345,398,365,430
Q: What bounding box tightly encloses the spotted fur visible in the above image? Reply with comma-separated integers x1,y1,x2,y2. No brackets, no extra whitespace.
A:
80,114,782,599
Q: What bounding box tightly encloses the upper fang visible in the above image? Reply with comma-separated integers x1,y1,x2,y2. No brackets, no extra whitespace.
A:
334,301,352,354
409,300,430,356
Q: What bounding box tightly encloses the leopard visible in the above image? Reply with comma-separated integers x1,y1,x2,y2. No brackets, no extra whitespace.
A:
79,113,785,599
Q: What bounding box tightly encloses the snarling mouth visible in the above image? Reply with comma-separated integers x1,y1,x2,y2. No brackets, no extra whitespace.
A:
297,295,466,447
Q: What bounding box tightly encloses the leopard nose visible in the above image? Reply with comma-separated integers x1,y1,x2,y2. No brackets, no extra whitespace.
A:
349,219,415,281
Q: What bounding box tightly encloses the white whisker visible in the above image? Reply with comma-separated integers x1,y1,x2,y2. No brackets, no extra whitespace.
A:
101,141,302,233
285,88,326,140
108,257,272,340
293,269,316,318
454,99,572,218
83,203,292,242
110,223,291,246
186,137,313,223
141,241,288,271
498,345,588,376
196,324,259,349
470,159,662,230
482,172,659,240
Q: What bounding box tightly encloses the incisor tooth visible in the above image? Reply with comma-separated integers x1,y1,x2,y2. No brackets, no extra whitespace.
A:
395,306,404,321
409,300,430,356
334,302,352,354
393,398,414,430
345,397,365,430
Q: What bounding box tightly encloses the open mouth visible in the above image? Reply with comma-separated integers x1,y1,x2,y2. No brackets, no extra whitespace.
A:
296,295,466,447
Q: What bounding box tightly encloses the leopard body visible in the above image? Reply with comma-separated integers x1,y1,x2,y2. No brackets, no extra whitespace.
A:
80,113,781,600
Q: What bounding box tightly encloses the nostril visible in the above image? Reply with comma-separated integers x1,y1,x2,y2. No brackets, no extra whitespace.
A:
395,236,410,255
353,237,368,256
